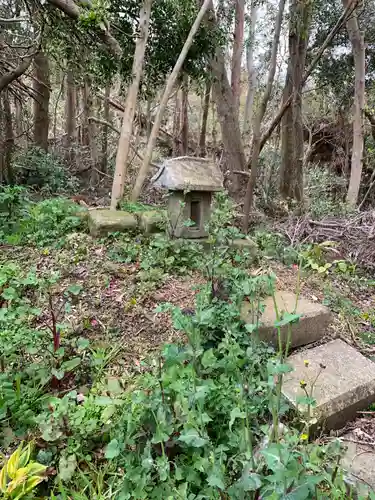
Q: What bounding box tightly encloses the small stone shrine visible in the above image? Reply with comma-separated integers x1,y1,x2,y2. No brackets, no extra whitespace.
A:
152,156,224,238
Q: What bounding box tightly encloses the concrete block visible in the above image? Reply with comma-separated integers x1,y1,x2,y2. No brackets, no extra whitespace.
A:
341,432,375,493
282,339,375,430
241,291,331,349
88,209,138,236
139,210,165,234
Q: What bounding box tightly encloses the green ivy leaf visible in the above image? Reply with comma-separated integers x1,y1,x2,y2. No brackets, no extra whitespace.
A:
201,348,216,368
67,283,83,296
178,428,208,448
207,471,225,490
59,454,77,482
61,357,81,372
105,439,121,459
274,312,301,327
296,395,317,407
229,407,246,431
2,287,17,300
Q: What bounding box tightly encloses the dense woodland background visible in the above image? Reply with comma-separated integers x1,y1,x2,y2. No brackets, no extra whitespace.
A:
1,0,374,230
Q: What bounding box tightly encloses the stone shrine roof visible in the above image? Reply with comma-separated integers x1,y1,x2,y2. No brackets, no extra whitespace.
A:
151,156,224,192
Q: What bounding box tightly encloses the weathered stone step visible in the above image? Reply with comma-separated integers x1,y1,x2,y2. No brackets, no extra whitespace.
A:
282,339,375,431
88,209,164,236
241,291,331,349
341,431,375,494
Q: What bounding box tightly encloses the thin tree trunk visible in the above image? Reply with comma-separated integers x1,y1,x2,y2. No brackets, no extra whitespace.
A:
146,96,152,139
231,0,245,115
15,96,23,142
81,83,90,147
101,83,111,172
243,1,257,136
344,0,365,206
110,0,153,209
65,67,76,147
199,79,211,156
33,50,50,151
211,99,217,160
242,0,286,232
2,90,14,183
82,78,99,183
279,0,311,203
173,87,181,156
131,0,211,202
181,73,189,155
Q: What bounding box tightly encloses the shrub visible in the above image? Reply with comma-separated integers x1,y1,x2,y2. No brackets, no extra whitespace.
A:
2,197,87,246
12,147,79,193
305,166,351,219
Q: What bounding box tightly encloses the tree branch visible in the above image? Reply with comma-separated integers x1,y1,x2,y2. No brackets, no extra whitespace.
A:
0,56,33,92
46,0,122,58
0,17,30,24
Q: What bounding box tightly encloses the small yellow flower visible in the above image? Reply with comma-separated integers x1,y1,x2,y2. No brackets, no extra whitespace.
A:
42,249,49,256
299,379,307,389
300,433,309,441
304,360,309,367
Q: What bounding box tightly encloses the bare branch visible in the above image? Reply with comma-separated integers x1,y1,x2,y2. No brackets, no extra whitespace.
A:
0,17,30,24
0,56,33,92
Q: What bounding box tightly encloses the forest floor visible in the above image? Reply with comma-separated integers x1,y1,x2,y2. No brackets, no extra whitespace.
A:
2,229,375,374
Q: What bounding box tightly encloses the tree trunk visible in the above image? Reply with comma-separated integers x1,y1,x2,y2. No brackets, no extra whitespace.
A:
172,87,181,156
181,73,189,155
81,82,90,147
242,0,286,232
33,50,50,151
131,0,211,202
279,0,311,203
211,41,245,192
65,67,76,147
146,96,152,139
110,0,153,209
231,0,245,115
101,83,111,172
344,0,365,206
15,96,23,143
2,90,14,183
243,1,257,136
199,79,211,156
203,0,246,192
82,78,100,184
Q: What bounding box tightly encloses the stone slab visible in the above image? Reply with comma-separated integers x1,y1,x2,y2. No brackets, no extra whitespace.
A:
152,156,224,192
241,291,331,349
341,432,375,493
282,339,375,430
88,209,138,236
139,210,165,234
